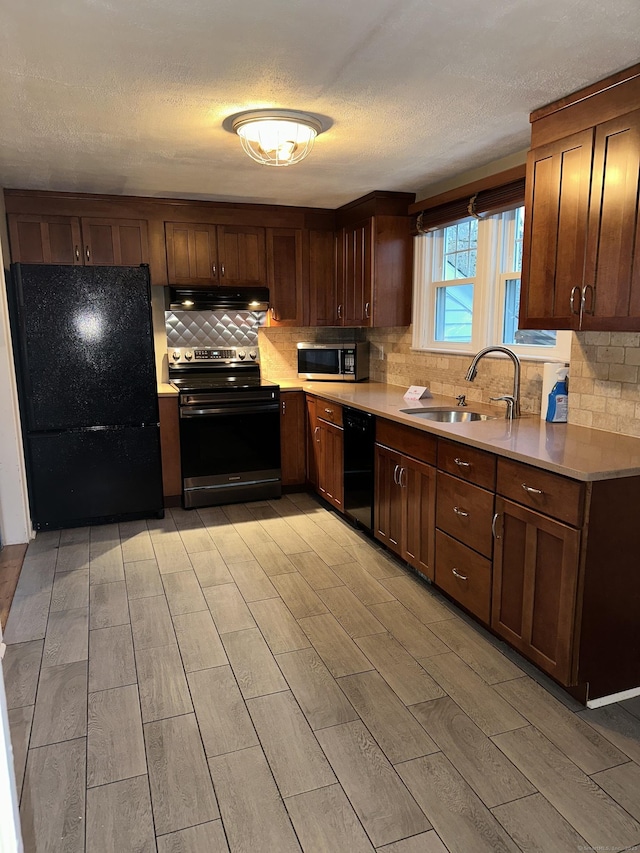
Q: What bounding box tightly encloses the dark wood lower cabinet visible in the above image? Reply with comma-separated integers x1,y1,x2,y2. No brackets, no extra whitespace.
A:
158,397,181,502
492,497,580,685
280,391,306,487
317,419,343,510
374,443,436,581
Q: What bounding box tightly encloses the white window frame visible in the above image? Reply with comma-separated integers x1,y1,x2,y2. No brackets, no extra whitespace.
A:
412,208,571,363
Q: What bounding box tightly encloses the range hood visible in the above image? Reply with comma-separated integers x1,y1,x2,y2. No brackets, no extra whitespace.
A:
167,286,270,311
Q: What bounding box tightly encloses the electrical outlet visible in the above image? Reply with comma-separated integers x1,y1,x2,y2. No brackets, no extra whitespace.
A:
377,344,385,360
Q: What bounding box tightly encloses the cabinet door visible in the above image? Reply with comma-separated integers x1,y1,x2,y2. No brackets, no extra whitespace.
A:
341,219,373,327
8,214,82,265
308,229,338,326
402,454,436,580
280,391,306,486
82,218,149,266
159,396,181,499
582,109,640,330
165,222,218,286
492,497,580,685
318,420,344,510
306,395,319,487
267,228,304,326
374,443,403,556
217,225,266,286
519,130,593,330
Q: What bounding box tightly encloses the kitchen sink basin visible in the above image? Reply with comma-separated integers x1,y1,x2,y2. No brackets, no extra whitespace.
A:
400,407,497,423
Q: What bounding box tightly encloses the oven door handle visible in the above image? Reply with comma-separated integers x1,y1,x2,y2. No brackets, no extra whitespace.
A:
180,402,280,418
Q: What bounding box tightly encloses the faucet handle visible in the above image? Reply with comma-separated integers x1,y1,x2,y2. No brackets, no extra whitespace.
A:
455,395,467,407
490,395,515,420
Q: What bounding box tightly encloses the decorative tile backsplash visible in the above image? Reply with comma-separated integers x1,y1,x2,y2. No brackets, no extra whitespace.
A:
568,332,640,437
166,310,266,349
366,327,546,414
260,325,640,437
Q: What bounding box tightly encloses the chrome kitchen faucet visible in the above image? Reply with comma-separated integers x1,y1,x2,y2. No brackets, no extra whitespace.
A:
465,346,521,419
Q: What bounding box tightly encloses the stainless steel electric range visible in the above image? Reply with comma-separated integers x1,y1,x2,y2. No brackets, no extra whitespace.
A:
168,346,281,508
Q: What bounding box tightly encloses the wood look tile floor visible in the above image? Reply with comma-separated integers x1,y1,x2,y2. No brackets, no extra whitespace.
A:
4,494,640,853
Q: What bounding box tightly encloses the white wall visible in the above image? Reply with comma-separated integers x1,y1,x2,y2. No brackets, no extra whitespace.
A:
0,197,31,546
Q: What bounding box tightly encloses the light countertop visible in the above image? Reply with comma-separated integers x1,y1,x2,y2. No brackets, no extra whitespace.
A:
290,380,640,482
158,377,640,480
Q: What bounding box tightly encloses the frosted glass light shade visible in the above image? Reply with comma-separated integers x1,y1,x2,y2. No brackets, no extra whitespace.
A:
231,110,323,166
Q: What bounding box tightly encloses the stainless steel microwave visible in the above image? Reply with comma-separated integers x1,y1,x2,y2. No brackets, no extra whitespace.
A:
297,342,369,382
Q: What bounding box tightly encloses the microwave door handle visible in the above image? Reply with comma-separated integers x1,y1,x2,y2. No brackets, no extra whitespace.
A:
337,349,344,376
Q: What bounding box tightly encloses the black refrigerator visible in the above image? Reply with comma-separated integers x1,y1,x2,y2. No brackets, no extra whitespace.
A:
8,263,164,530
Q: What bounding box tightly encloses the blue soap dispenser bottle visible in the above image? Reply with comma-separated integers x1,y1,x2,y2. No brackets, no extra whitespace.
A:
546,367,569,423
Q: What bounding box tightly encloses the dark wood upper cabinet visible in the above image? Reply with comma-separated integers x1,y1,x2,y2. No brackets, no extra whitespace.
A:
165,222,265,287
8,213,149,267
8,214,83,265
334,192,414,328
340,219,373,327
582,110,640,329
217,225,265,286
519,131,593,330
520,66,640,331
266,228,304,326
82,218,149,266
307,229,337,327
165,222,218,285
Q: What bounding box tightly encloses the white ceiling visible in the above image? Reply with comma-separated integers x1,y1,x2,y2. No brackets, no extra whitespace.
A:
1,0,639,209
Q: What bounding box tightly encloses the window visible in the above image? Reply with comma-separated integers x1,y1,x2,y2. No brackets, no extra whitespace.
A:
412,206,571,361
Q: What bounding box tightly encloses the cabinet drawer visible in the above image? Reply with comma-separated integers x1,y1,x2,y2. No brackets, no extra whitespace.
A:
436,471,495,558
435,530,492,624
376,418,437,466
497,458,585,527
437,439,496,490
317,401,343,426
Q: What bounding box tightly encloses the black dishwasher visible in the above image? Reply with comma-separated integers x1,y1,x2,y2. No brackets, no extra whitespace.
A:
343,407,375,532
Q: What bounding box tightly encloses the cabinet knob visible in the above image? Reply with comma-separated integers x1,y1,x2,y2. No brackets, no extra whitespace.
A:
282,400,286,415
451,568,468,581
324,408,333,415
399,466,406,488
314,426,320,442
393,464,400,485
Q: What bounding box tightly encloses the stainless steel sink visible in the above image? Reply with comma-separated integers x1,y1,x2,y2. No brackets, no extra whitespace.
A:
400,407,497,423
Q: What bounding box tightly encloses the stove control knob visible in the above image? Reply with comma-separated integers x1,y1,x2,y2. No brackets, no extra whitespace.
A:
238,350,246,360
249,350,257,360
184,350,193,361
171,349,181,361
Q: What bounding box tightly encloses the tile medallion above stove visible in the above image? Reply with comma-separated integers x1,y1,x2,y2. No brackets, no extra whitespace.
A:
165,309,267,350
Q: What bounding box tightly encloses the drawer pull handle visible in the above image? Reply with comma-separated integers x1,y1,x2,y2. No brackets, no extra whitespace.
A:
314,426,320,442
393,464,400,485
521,483,544,496
492,512,502,539
399,466,406,488
570,285,580,316
452,568,468,581
75,245,80,261
324,408,333,415
453,506,469,517
454,457,471,468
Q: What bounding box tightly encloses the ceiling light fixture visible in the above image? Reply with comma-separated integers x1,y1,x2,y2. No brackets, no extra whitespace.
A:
230,109,323,167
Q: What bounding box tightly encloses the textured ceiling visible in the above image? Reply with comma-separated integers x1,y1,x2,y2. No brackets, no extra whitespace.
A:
1,0,639,208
